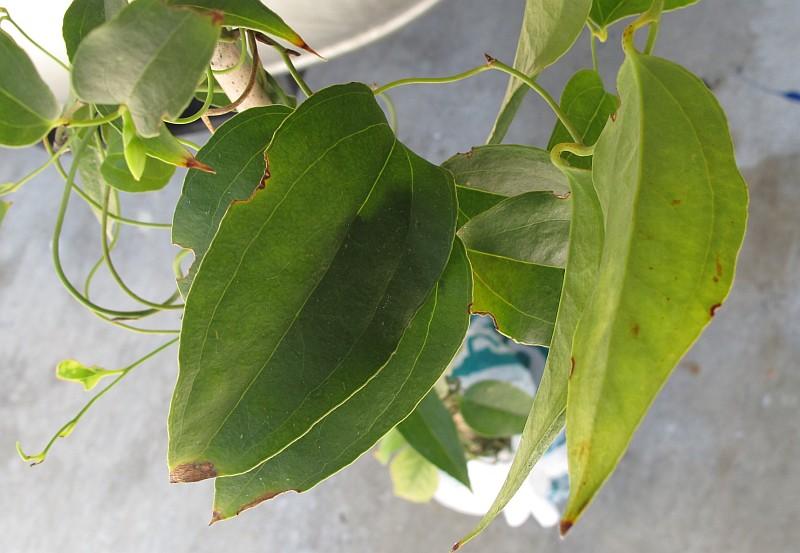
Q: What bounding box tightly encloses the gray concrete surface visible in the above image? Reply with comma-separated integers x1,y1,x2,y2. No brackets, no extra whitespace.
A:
2,0,799,551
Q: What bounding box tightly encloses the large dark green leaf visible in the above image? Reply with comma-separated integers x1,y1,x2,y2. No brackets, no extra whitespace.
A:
547,70,618,169
398,390,470,488
172,105,292,295
442,145,568,226
458,191,570,345
460,380,533,438
0,30,59,147
212,241,471,521
487,0,592,144
590,0,699,32
168,0,316,54
561,49,748,532
457,164,603,547
72,0,221,137
62,0,127,61
168,83,457,482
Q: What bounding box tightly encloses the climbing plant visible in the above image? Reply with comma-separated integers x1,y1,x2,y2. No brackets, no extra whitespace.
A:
2,0,747,548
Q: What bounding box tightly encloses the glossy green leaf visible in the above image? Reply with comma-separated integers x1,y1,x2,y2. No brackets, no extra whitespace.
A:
547,70,619,169
389,446,439,503
398,391,470,488
460,380,533,438
211,242,471,521
561,50,748,532
56,359,119,391
590,0,699,32
62,0,127,61
457,160,605,549
168,0,316,54
0,200,10,226
172,104,292,295
101,126,175,193
442,145,569,226
487,0,592,144
0,29,59,147
458,191,570,345
168,83,457,482
72,0,222,137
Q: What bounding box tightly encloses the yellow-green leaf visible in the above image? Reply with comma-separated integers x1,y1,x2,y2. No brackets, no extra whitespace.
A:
389,447,440,503
561,47,747,532
56,359,119,391
589,0,699,32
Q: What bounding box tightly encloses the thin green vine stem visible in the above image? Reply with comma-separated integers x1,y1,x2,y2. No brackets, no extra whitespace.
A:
16,338,179,465
51,133,165,319
550,142,596,170
0,11,70,71
276,48,313,97
168,68,215,124
213,31,248,74
590,31,599,72
372,64,494,96
373,57,584,145
0,140,69,196
64,108,123,128
99,185,184,310
44,140,172,230
489,59,584,145
624,0,664,56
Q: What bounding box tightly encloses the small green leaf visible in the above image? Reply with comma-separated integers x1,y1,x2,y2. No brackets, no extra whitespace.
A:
589,0,699,32
168,83,456,482
211,241,471,521
389,447,440,504
121,110,147,180
0,200,10,226
172,104,292,295
56,359,120,391
168,0,316,54
139,125,214,173
375,429,407,465
487,0,592,144
0,29,60,147
547,70,619,169
101,126,175,193
457,164,604,547
562,49,748,531
72,0,222,137
62,0,127,61
443,145,569,226
458,191,570,345
460,380,533,438
398,391,470,488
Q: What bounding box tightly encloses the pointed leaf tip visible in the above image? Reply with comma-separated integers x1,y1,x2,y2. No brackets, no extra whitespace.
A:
559,519,573,536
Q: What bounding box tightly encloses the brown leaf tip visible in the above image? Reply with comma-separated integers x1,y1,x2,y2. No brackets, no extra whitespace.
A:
208,10,224,26
184,157,215,174
559,519,573,537
169,462,217,483
209,511,223,526
710,303,722,317
483,53,497,66
451,542,461,551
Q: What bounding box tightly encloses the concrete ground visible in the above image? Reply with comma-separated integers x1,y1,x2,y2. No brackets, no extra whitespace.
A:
1,0,798,551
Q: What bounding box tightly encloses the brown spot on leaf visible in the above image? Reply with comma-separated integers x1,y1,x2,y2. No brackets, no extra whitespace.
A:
610,112,617,122
569,357,575,378
554,191,571,200
471,309,499,329
451,542,461,552
631,323,640,337
169,462,216,483
559,519,574,536
715,256,723,278
710,303,722,317
207,10,224,26
671,199,682,206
